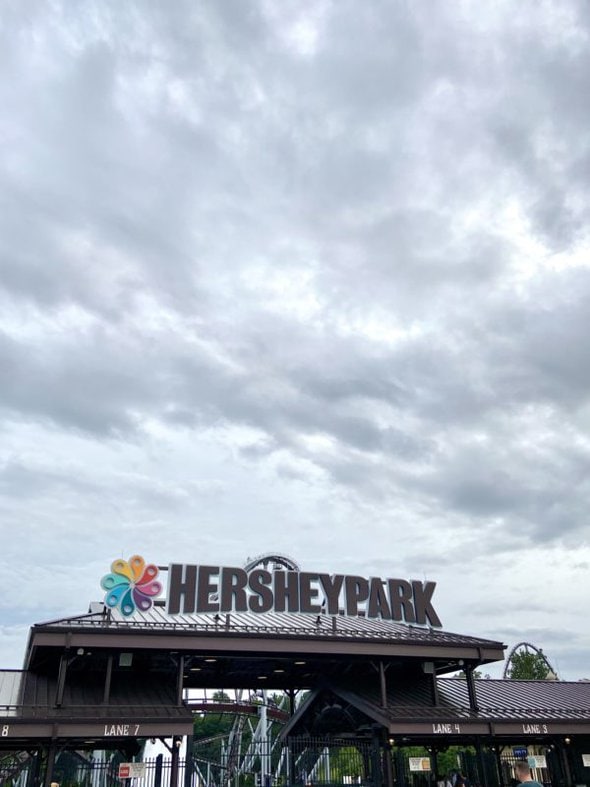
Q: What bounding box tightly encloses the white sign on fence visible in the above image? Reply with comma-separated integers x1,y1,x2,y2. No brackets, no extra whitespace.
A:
409,758,431,772
529,756,547,769
582,755,590,768
119,763,147,780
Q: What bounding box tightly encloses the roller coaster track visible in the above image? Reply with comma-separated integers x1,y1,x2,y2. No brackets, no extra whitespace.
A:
244,554,300,572
502,641,558,679
187,701,288,723
0,752,32,784
190,692,290,786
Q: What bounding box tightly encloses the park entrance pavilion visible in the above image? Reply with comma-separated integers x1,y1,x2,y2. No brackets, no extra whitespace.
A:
1,559,590,787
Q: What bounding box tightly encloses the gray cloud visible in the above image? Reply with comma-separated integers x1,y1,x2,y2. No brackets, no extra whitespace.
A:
1,0,589,675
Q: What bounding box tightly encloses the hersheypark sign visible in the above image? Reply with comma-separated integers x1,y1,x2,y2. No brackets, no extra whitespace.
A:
101,555,442,627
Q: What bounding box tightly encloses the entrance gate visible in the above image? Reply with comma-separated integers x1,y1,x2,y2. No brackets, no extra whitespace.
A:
3,556,590,787
0,740,583,787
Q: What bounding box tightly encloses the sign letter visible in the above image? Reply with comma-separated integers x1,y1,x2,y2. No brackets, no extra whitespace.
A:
412,581,442,627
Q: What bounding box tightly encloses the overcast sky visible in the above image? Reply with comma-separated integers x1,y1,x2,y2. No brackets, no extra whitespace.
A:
1,1,589,680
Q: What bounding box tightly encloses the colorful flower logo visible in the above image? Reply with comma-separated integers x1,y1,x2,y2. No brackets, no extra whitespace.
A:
101,555,162,617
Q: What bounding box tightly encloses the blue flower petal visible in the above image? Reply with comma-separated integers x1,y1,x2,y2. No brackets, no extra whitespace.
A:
101,573,129,591
120,587,136,617
105,583,128,608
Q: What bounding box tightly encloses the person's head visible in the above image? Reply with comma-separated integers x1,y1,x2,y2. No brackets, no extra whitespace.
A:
515,762,531,781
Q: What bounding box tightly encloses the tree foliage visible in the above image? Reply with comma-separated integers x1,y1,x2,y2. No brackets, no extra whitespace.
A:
507,649,551,680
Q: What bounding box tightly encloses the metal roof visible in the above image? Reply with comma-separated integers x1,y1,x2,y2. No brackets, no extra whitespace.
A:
342,677,590,723
281,677,590,739
32,604,504,650
438,677,590,721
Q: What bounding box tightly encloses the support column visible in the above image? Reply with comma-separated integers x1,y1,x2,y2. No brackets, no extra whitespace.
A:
430,672,439,706
394,747,407,787
154,753,163,787
379,662,388,709
475,740,486,787
288,738,296,787
287,688,296,717
55,655,69,707
103,654,113,704
493,746,504,787
43,742,57,787
559,741,573,787
184,734,194,787
26,748,42,787
431,750,439,784
170,740,180,787
371,729,383,787
465,666,479,712
176,656,185,705
383,741,393,787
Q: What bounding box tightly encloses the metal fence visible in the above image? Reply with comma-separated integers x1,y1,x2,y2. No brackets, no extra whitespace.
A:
3,744,583,787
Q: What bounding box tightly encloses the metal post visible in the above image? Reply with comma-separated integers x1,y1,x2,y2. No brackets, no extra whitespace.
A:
27,748,42,787
260,696,268,787
288,688,296,717
177,656,185,705
431,672,439,706
475,741,485,787
560,742,573,787
431,750,439,784
371,730,382,787
383,739,394,787
395,747,406,787
493,746,504,787
288,738,296,787
465,667,479,712
379,662,388,709
43,743,57,787
184,734,194,787
171,742,180,787
103,654,113,704
55,655,69,707
155,753,163,787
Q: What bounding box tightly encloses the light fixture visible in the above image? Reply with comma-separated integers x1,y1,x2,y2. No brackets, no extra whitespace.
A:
258,676,268,680
294,660,306,665
205,658,217,663
273,669,285,673
190,667,201,672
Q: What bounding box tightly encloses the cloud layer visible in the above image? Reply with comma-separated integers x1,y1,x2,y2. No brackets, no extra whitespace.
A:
1,0,590,679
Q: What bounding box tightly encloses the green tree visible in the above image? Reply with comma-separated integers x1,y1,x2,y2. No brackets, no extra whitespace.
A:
507,650,551,680
192,691,235,764
455,669,483,680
